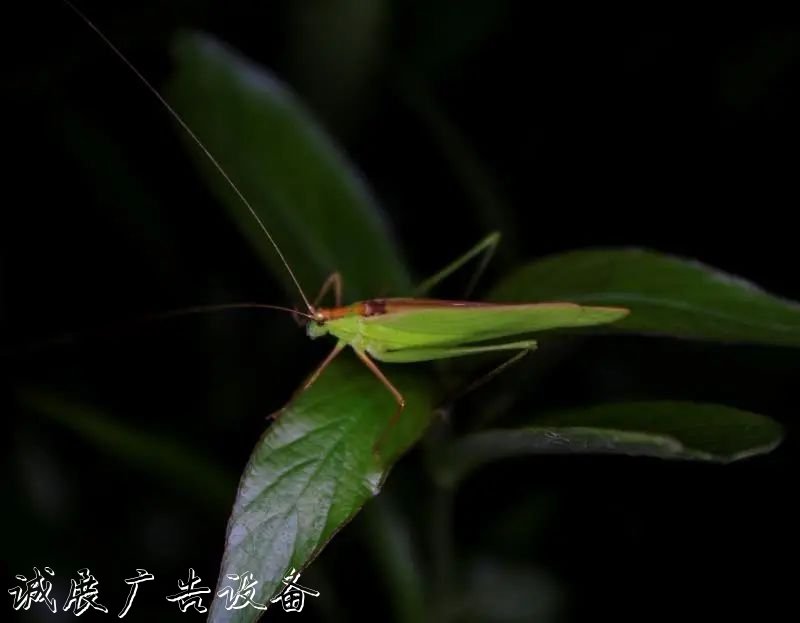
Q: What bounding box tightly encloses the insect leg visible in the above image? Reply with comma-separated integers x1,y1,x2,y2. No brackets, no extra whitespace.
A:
375,339,535,426
414,231,500,297
302,341,346,391
375,339,537,362
451,342,536,403
272,341,345,422
354,348,406,411
353,348,406,453
313,272,343,308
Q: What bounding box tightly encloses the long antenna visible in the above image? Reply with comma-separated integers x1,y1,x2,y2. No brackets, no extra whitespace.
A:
152,303,315,321
63,0,314,314
8,303,315,360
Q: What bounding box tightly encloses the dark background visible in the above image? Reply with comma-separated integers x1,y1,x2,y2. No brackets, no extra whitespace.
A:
4,2,798,621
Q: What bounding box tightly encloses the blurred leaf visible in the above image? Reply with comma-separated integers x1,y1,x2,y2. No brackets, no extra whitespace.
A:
400,81,516,254
458,558,563,623
401,0,512,78
443,402,783,483
19,390,235,509
168,31,410,302
208,357,433,622
490,249,800,346
59,110,185,281
287,0,387,132
361,496,426,623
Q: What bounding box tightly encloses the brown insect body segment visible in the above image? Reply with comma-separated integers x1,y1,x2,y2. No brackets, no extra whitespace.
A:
382,298,496,311
319,297,504,322
316,298,397,321
318,303,365,321
363,299,388,316
318,298,559,328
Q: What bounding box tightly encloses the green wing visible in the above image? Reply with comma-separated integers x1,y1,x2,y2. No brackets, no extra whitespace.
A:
361,302,628,352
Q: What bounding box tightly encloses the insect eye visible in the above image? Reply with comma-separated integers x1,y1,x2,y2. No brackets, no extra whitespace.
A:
291,308,308,328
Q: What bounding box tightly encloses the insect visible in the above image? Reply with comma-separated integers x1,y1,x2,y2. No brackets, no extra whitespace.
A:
66,2,629,431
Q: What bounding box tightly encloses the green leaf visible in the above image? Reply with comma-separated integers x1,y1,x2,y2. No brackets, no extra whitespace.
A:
167,31,436,621
208,357,433,622
168,31,410,300
490,249,800,346
443,402,783,483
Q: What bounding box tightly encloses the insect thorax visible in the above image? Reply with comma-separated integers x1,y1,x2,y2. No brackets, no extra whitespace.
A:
306,321,329,340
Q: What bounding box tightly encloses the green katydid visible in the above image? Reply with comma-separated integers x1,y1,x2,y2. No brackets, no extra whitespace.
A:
68,2,629,429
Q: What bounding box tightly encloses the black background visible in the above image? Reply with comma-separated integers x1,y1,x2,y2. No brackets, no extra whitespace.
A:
4,2,798,621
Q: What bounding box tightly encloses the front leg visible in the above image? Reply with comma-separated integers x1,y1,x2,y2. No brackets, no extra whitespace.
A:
314,272,343,308
272,341,346,422
352,348,406,454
